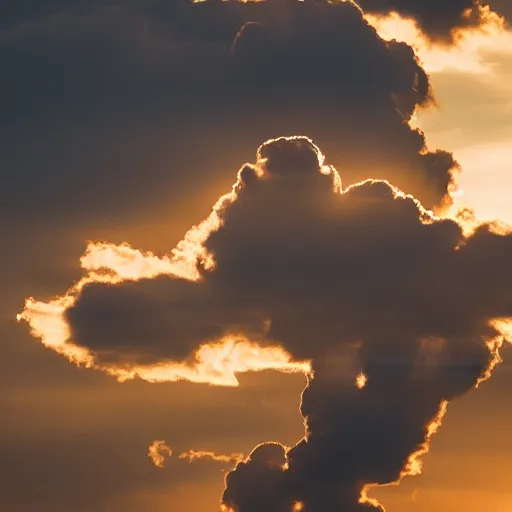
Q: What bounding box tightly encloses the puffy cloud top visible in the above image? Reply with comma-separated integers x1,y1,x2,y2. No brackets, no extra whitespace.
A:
20,136,512,510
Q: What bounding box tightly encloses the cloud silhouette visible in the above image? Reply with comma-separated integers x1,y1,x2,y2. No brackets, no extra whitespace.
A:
356,0,497,41
148,440,173,468
2,0,471,224
19,136,512,510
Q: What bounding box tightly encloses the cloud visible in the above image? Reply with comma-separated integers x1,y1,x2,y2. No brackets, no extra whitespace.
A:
366,6,511,74
224,1,457,208
179,449,245,465
19,136,512,510
222,442,290,511
355,0,500,42
0,6,228,118
148,440,173,468
149,440,245,469
487,0,512,21
8,2,512,511
1,0,465,226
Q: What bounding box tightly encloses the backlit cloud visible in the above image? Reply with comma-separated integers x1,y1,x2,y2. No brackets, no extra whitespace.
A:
179,450,245,465
2,0,475,225
19,136,512,510
356,0,501,42
148,440,173,469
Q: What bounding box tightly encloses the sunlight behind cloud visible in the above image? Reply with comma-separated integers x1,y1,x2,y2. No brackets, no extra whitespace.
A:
148,440,173,468
18,291,309,385
366,9,512,74
366,8,512,227
450,145,512,223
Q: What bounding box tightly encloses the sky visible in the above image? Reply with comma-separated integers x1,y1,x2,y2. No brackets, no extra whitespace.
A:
2,1,512,511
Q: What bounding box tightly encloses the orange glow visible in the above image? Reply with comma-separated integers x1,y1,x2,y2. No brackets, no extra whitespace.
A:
365,9,509,75
16,138,329,386
148,440,172,468
476,337,504,389
358,317,512,507
401,400,448,477
179,450,244,465
80,242,197,282
17,274,310,387
365,9,512,230
16,152,312,386
437,145,512,226
17,135,512,512
17,274,310,386
491,318,512,341
359,486,384,510
360,400,449,509
17,137,509,390
15,295,310,385
355,372,367,389
476,318,512,388
292,501,305,511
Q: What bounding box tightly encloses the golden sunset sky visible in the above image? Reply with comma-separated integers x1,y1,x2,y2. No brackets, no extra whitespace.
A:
2,1,512,511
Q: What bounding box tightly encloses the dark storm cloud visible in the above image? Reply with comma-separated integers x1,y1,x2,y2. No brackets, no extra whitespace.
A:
53,137,512,510
1,0,460,223
355,0,492,41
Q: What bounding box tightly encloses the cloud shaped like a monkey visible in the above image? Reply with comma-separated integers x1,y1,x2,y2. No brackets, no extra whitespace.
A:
19,136,512,510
